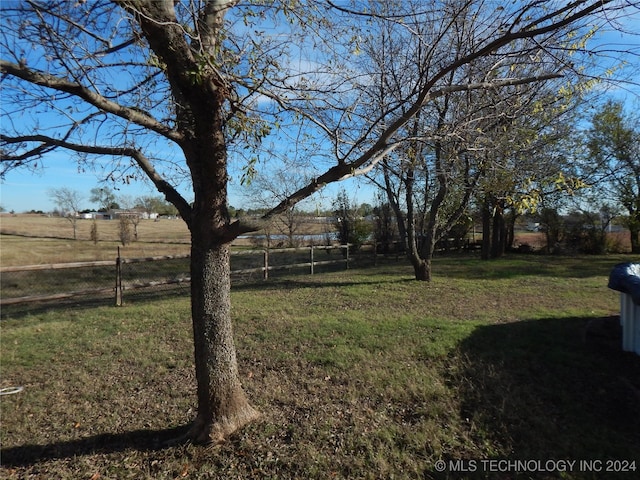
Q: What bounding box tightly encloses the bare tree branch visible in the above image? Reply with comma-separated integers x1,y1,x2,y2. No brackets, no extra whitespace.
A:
1,133,192,221
264,73,562,219
0,60,184,144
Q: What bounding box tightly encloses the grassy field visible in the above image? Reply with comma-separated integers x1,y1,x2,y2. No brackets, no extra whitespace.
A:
2,254,639,479
0,214,335,266
1,214,632,267
0,214,192,265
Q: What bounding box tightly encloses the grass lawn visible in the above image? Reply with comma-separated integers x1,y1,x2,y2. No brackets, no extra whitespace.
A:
1,254,639,479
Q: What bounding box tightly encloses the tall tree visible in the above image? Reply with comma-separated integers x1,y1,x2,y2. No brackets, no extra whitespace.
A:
356,0,616,277
90,186,118,212
136,195,179,217
585,100,640,253
1,1,636,443
476,86,586,259
48,186,83,239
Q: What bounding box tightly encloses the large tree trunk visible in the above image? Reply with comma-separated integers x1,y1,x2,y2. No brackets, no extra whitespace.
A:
481,197,508,259
187,230,259,444
412,257,431,281
505,210,516,251
490,205,506,258
179,82,259,443
407,217,432,281
183,137,260,443
417,149,447,281
403,161,433,282
630,223,640,254
481,199,491,260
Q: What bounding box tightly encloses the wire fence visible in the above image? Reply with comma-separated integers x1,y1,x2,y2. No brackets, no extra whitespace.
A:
1,244,386,315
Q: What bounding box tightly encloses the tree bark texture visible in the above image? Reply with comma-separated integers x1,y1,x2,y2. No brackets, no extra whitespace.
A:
480,201,488,260
631,228,640,254
189,239,259,443
404,162,433,282
490,205,506,259
481,197,508,259
180,117,260,443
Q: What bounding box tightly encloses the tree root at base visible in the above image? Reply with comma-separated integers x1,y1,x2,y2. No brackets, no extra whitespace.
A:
165,406,261,446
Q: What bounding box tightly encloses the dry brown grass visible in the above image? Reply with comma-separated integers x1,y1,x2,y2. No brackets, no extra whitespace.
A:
0,214,335,266
2,214,632,267
0,214,191,266
0,213,191,242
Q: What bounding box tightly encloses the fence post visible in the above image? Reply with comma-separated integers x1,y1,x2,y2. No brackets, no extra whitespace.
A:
310,245,314,275
263,249,269,280
115,247,123,306
345,244,349,270
373,241,378,266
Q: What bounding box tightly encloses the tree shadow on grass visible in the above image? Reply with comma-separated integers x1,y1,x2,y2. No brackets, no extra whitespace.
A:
0,424,191,468
441,315,640,477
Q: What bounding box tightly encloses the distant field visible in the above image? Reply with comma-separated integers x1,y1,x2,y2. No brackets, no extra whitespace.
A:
1,214,632,266
0,214,191,265
0,213,191,242
0,214,336,266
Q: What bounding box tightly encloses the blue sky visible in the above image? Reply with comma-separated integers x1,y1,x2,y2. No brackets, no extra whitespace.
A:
0,149,372,214
0,155,157,213
1,4,638,215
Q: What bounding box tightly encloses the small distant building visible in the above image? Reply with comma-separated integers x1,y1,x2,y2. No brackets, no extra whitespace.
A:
80,212,110,220
108,208,158,220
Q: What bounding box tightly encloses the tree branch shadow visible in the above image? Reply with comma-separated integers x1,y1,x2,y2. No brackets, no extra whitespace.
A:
0,424,191,468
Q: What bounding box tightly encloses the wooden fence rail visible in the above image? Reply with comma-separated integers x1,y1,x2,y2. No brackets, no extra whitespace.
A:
0,260,116,273
1,244,351,307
